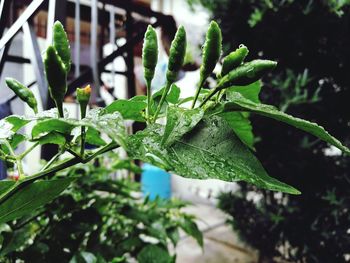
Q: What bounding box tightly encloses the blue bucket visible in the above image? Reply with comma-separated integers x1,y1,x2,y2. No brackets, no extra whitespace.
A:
141,163,171,200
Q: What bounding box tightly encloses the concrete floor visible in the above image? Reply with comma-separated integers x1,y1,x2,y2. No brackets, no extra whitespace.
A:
175,204,258,263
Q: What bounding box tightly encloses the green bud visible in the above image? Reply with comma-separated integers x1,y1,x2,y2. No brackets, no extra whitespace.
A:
76,85,91,106
76,85,91,119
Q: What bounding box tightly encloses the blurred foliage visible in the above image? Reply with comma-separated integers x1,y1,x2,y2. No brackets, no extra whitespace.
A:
0,156,202,262
189,0,350,262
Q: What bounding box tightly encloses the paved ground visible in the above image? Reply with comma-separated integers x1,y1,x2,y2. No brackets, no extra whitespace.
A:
175,204,258,263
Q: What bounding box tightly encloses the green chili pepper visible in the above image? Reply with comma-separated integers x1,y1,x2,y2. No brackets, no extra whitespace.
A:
142,25,158,84
43,45,67,117
53,21,71,73
200,59,277,108
5,78,38,113
153,26,186,122
192,21,222,108
220,44,249,77
142,25,158,122
217,59,277,90
166,25,187,83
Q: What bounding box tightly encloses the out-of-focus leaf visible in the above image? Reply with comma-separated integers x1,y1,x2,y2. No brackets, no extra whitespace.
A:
137,245,172,263
0,178,75,224
179,217,203,247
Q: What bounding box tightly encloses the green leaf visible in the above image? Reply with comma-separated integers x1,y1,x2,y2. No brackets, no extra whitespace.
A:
179,217,203,247
127,116,300,194
0,181,16,194
1,134,26,154
152,84,181,104
166,84,181,104
0,177,75,224
105,99,146,122
167,227,180,246
226,80,261,103
70,251,98,263
220,112,254,150
162,106,204,147
130,95,147,102
0,120,14,140
32,119,75,139
223,92,350,154
4,116,31,132
33,131,67,145
85,128,106,146
31,109,126,148
137,245,172,263
83,110,126,148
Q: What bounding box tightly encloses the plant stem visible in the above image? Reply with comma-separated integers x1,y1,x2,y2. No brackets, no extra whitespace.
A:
40,151,63,171
18,142,39,160
56,100,64,118
153,81,171,122
199,88,220,108
3,139,24,178
80,105,87,157
146,79,152,124
0,142,120,206
191,77,205,109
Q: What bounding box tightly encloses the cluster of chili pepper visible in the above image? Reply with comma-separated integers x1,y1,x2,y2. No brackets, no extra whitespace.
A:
141,20,276,119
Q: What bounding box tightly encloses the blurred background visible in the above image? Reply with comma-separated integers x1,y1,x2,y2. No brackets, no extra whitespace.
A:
1,0,350,262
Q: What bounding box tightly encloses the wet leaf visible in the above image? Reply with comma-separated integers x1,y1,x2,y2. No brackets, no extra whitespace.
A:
105,99,146,122
128,116,300,194
223,92,350,154
162,106,204,147
220,112,254,150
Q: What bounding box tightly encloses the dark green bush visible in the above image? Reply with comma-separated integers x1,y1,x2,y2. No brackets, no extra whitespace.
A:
190,0,350,262
0,158,202,262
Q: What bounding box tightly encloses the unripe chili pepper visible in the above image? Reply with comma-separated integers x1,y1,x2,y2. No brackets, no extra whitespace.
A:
142,25,158,122
5,78,38,113
200,21,222,82
192,21,222,108
43,45,67,117
53,21,71,73
199,60,277,107
220,44,249,77
217,59,277,90
76,85,91,156
153,26,186,122
166,25,186,83
142,25,158,84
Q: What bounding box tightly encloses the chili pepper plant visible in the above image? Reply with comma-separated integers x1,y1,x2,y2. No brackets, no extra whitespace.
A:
0,156,203,262
0,20,349,232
